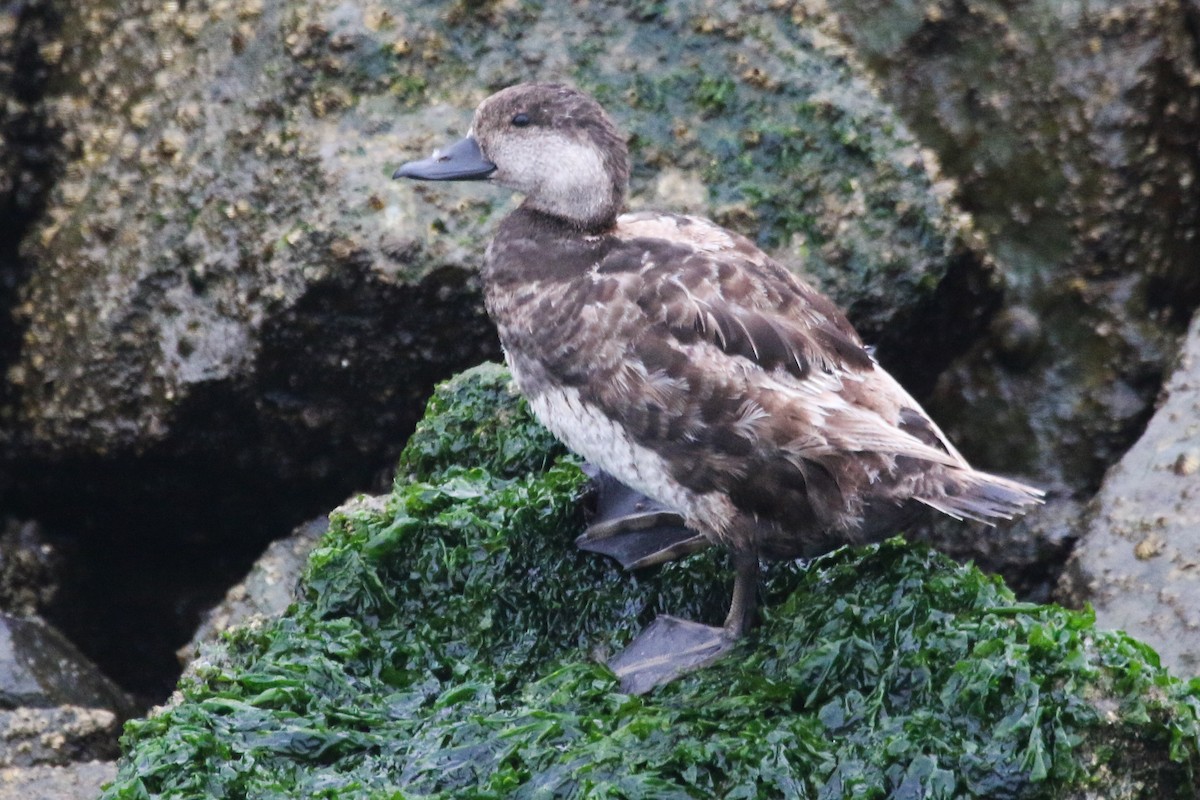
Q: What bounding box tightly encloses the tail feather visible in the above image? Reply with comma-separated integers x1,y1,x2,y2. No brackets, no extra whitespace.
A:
917,470,1044,524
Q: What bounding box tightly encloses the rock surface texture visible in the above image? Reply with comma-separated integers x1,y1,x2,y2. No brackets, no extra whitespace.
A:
1061,313,1200,675
824,0,1200,492
822,0,1200,657
9,0,991,460
0,762,116,800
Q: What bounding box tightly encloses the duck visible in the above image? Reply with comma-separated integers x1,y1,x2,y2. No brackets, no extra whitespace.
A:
394,82,1043,694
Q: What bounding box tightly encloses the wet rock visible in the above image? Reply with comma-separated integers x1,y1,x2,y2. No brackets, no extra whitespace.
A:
0,613,131,717
0,761,117,800
823,0,1200,495
1059,312,1200,675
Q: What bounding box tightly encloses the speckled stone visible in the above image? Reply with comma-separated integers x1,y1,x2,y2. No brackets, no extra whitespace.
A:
1060,311,1200,676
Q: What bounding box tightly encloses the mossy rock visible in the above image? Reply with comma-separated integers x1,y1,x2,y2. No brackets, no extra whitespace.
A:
15,0,992,457
102,365,1200,799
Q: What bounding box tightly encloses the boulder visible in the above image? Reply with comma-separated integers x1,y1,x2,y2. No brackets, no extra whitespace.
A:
0,612,128,780
0,613,131,716
1060,312,1200,675
822,0,1200,494
10,0,996,467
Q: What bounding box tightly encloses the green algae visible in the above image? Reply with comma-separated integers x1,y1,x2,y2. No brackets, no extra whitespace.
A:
101,364,1200,799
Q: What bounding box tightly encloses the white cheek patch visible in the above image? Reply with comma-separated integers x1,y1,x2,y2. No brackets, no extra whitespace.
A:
542,139,608,198
491,131,614,225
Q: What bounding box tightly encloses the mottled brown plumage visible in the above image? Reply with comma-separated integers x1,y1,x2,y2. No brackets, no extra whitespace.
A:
395,83,1043,692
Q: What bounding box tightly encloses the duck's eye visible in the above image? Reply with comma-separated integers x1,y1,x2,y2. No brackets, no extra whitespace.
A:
511,113,531,127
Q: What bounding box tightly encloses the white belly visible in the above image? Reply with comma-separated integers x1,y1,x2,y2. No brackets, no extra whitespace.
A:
522,382,735,540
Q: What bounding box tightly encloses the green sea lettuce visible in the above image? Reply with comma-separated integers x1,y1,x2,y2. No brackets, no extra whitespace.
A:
103,364,1200,799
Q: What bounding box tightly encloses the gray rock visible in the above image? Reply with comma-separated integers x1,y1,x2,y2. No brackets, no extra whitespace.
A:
4,0,492,460
0,614,128,773
0,707,119,768
1060,312,1200,676
10,0,995,464
0,614,131,717
0,761,116,800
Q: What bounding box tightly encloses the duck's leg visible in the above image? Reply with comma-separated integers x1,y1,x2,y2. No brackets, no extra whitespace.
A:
607,550,760,695
576,466,710,570
724,549,761,635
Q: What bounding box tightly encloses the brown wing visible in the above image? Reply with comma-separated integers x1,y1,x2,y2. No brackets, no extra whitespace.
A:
563,216,961,530
610,212,874,380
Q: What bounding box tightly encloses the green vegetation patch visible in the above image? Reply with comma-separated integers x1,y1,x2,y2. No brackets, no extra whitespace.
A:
104,365,1200,798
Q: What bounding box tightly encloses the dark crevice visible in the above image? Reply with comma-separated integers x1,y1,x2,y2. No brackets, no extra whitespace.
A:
871,250,1005,400
6,267,501,706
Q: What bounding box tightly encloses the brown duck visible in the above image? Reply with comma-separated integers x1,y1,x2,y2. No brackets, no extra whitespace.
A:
395,83,1042,694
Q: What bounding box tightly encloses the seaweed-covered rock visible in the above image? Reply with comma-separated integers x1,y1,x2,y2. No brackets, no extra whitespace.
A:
103,365,1200,799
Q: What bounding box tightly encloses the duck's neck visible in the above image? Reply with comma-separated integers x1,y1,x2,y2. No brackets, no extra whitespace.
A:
521,195,620,233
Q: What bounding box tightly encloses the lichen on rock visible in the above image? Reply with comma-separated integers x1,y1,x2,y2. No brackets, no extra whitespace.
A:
101,365,1200,799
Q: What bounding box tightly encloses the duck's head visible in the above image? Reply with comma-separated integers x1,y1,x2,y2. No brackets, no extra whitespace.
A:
394,83,630,232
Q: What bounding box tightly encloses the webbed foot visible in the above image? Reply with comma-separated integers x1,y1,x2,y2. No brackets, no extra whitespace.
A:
607,615,736,695
578,467,708,570
607,550,762,694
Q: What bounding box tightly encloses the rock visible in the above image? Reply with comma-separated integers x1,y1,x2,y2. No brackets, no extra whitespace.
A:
10,0,995,465
0,613,131,717
0,761,116,800
0,613,125,778
1060,312,1200,675
178,516,327,664
0,707,119,767
821,0,1200,494
0,0,67,429
99,366,1200,798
